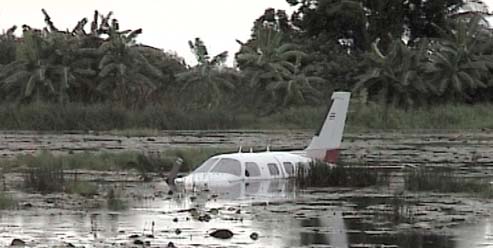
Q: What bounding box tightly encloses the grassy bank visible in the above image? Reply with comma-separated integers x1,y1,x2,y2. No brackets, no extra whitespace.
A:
0,102,493,131
0,103,246,131
265,102,493,131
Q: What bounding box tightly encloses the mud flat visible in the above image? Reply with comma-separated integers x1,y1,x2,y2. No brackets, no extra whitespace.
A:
2,130,493,168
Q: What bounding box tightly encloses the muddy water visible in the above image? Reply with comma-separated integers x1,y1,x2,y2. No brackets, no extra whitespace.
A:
0,180,492,247
2,130,493,168
2,130,493,247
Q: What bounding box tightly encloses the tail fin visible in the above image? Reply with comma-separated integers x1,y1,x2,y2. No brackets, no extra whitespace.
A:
305,91,351,163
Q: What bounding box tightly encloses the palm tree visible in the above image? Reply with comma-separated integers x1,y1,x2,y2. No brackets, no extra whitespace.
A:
353,38,431,110
176,38,239,109
0,26,17,65
97,19,163,108
45,31,99,103
426,15,493,101
0,29,58,102
237,26,324,110
266,57,325,106
236,27,306,106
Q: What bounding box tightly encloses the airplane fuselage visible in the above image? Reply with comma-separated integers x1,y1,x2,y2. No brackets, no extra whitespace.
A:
174,91,351,188
175,151,312,188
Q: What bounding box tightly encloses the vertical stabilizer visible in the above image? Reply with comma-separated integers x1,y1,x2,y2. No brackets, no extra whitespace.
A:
305,92,351,163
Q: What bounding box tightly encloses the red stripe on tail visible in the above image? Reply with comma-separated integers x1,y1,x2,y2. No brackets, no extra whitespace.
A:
324,149,340,163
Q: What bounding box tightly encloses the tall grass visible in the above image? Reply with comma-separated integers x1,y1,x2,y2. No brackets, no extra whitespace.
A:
347,102,493,131
23,152,66,193
106,187,127,211
65,181,99,197
0,103,247,131
405,168,493,197
266,102,493,131
4,151,141,171
296,161,389,188
0,193,16,210
160,148,232,172
1,101,493,131
4,148,232,193
2,148,229,173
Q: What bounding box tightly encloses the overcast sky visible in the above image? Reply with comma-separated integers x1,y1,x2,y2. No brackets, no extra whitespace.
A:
0,0,492,66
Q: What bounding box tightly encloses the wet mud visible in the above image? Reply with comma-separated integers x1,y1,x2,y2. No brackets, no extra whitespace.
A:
2,130,493,169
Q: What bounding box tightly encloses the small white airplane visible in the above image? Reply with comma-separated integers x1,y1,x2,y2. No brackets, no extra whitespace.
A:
175,91,351,188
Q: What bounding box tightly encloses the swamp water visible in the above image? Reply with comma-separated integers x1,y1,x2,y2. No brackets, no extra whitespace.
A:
0,179,492,247
2,130,493,247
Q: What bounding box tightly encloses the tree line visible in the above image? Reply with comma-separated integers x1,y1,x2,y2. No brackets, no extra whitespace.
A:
0,0,492,116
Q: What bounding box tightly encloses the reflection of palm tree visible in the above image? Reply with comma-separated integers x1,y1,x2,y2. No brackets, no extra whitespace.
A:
176,38,239,109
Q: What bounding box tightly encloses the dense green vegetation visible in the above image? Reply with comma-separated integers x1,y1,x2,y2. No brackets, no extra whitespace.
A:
0,1,493,130
2,148,228,173
7,148,227,194
0,100,491,131
296,161,390,187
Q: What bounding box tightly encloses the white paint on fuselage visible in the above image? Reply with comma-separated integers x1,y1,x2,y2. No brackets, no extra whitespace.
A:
175,151,312,188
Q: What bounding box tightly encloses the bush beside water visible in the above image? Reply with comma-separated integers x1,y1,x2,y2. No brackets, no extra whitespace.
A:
2,148,227,173
0,193,16,210
296,161,389,188
405,168,493,197
11,148,227,194
0,103,245,131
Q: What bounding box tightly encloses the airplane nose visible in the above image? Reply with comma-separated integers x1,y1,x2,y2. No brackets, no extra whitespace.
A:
177,173,241,188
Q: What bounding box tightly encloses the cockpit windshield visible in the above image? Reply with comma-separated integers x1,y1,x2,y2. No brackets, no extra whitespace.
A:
210,158,241,177
193,158,219,173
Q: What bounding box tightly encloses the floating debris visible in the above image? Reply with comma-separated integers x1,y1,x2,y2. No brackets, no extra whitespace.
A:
209,229,234,239
250,232,259,240
10,239,26,246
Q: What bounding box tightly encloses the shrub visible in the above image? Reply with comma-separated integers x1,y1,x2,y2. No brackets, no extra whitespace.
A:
297,161,389,188
65,181,99,197
405,167,493,197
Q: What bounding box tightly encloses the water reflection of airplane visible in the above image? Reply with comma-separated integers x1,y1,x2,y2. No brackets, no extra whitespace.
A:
298,211,349,248
179,179,298,200
176,179,350,248
175,92,351,188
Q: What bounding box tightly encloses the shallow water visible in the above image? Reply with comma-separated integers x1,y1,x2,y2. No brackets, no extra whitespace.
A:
2,130,493,247
0,180,492,248
3,130,493,169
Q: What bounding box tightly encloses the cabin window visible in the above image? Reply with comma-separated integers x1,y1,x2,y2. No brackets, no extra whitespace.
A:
245,162,261,177
283,162,295,176
193,158,219,173
267,163,280,176
211,158,241,177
